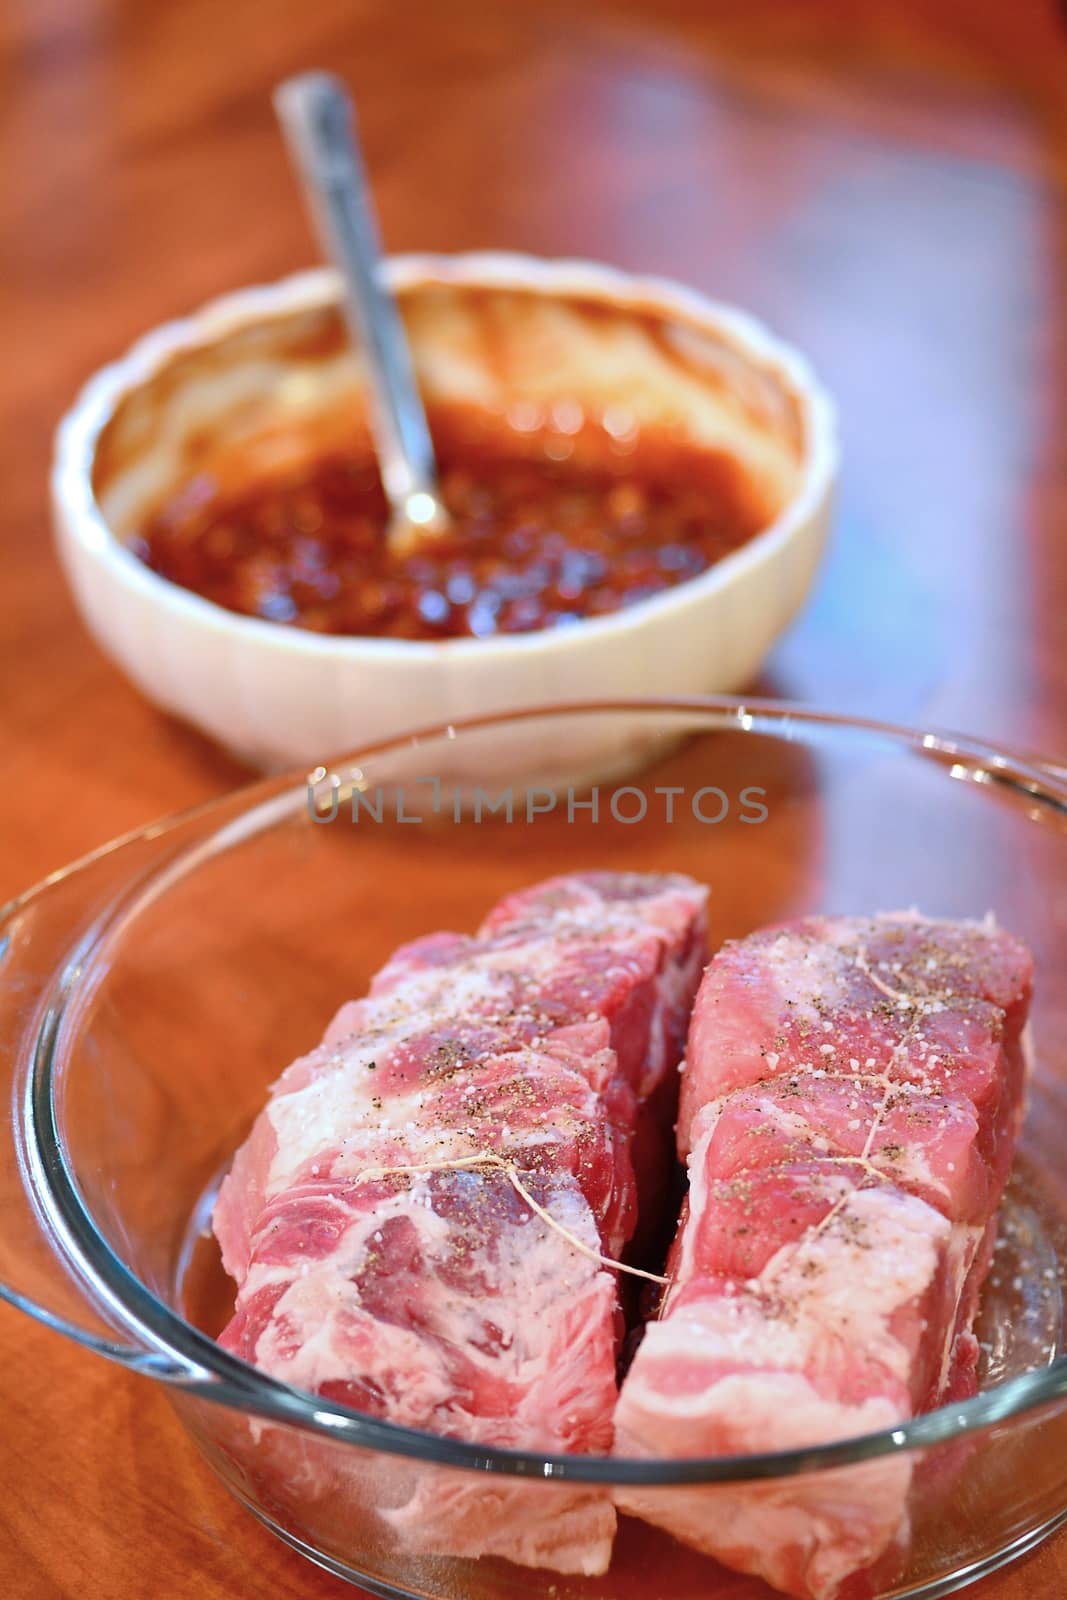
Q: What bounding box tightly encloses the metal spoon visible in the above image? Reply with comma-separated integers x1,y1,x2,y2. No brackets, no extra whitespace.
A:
273,71,450,558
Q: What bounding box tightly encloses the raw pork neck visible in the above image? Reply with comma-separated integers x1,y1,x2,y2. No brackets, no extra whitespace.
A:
213,871,707,1575
615,912,1032,1600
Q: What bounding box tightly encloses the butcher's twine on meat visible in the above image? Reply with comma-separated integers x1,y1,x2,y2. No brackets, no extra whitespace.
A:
352,1152,672,1286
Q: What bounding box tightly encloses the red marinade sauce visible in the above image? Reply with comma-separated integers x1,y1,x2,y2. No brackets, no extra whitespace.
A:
134,434,769,639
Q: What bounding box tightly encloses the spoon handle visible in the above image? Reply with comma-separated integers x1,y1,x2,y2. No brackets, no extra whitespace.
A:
274,72,445,531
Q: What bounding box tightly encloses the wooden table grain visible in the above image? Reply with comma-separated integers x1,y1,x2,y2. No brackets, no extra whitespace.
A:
2,2,1066,1596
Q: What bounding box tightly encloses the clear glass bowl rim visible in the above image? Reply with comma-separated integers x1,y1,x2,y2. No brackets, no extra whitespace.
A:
9,695,1067,1487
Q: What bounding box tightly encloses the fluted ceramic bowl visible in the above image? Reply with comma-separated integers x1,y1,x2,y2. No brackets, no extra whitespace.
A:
51,256,836,771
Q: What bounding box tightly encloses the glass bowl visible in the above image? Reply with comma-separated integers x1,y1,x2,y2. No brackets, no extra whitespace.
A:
3,699,1067,1600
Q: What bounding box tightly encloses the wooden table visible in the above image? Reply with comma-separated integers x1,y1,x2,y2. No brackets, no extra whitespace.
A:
2,2,1065,1595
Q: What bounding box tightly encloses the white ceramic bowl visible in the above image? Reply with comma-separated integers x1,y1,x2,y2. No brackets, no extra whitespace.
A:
52,254,837,772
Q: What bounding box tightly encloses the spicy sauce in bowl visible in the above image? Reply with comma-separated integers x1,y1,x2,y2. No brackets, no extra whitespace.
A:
134,427,768,641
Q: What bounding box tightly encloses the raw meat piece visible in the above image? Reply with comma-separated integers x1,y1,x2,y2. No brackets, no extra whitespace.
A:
615,912,1032,1600
213,871,707,1575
